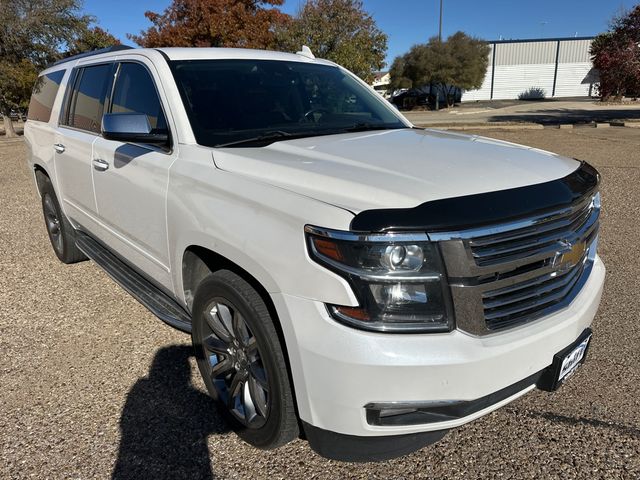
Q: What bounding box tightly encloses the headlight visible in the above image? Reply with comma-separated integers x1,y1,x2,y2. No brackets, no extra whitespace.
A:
305,225,453,333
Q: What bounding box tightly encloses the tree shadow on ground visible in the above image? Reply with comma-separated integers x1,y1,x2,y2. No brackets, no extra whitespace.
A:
112,345,229,480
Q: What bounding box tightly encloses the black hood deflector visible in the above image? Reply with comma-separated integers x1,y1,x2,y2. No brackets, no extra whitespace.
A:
350,162,599,233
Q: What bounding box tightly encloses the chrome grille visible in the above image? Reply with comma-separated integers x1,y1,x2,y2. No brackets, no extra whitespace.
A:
433,192,600,335
469,201,594,267
482,249,588,330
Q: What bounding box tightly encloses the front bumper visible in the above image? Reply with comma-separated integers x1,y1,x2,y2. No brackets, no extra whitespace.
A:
273,255,605,440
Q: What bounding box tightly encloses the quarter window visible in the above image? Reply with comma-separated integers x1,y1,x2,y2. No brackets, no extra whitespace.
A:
66,63,112,133
111,63,167,132
27,70,65,122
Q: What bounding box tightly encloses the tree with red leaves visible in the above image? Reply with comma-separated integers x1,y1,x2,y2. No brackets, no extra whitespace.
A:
129,0,289,50
591,5,640,100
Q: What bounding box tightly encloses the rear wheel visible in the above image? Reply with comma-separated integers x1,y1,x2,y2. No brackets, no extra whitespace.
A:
39,174,86,264
191,270,299,448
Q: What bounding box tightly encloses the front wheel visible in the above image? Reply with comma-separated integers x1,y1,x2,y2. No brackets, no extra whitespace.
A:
191,270,299,449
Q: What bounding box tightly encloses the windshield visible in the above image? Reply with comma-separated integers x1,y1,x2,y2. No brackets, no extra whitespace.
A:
170,59,407,147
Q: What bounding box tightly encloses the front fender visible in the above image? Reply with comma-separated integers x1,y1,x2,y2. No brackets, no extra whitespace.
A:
167,145,358,307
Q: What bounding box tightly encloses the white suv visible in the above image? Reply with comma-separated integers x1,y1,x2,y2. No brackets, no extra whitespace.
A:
25,45,605,462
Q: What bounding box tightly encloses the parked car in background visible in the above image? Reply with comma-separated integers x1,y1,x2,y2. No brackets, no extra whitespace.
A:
24,45,604,462
8,110,27,122
391,86,462,110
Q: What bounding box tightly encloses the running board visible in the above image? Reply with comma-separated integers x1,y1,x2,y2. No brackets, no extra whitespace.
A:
75,232,192,333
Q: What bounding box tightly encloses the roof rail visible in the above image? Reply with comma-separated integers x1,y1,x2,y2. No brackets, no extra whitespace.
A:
50,45,135,67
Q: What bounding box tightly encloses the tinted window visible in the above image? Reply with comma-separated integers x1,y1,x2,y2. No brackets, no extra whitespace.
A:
27,70,65,122
171,60,405,147
67,64,112,133
111,63,167,131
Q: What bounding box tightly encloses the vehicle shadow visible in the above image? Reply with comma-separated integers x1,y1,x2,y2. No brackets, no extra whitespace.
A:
112,345,229,480
113,143,150,169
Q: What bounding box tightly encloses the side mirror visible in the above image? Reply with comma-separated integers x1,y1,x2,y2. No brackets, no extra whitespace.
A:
101,113,168,145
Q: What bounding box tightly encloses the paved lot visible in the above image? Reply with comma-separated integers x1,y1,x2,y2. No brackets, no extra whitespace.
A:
404,100,640,126
1,128,639,479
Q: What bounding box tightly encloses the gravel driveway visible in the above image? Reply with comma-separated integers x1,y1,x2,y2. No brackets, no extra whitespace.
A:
1,128,639,479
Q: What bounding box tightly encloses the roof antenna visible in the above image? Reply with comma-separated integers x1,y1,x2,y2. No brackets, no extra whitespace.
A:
296,45,315,59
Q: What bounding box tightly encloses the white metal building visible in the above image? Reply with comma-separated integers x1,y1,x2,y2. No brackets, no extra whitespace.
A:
371,71,391,97
462,37,597,101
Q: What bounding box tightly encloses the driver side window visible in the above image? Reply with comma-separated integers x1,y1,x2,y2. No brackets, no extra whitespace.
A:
110,62,168,133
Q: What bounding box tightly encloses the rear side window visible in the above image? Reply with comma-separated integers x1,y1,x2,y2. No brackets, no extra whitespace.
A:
27,70,65,122
65,63,112,133
110,62,167,131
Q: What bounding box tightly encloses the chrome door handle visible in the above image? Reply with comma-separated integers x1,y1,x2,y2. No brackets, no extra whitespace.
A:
53,143,65,154
92,158,109,171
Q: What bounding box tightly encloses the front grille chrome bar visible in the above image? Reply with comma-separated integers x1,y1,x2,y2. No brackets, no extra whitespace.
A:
433,192,600,336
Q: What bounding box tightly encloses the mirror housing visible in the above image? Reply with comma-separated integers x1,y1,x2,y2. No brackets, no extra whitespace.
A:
101,113,168,145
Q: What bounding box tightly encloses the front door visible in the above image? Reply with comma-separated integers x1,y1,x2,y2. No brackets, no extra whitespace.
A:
91,60,176,291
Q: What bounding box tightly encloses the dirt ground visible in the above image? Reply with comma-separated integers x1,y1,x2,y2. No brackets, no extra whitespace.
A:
1,127,639,479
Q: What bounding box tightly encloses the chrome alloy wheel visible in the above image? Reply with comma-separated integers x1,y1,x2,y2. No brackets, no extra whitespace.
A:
43,194,63,253
201,300,270,428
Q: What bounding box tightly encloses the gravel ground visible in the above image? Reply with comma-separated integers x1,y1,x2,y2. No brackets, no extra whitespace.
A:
1,127,639,479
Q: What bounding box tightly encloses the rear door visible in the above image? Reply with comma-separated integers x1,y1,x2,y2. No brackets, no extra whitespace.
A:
25,69,66,187
55,62,114,231
91,59,176,291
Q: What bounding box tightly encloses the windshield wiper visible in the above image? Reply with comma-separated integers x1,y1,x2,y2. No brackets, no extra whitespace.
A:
215,123,404,148
343,122,403,133
215,130,295,148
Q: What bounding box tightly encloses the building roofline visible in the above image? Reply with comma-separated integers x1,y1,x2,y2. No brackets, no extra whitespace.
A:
489,36,595,44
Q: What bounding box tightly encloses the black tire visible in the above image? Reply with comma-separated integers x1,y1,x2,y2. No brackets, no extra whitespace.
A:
39,174,87,264
191,270,299,449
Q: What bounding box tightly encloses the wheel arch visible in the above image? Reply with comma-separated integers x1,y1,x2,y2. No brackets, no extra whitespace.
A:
182,244,303,433
33,164,51,195
181,245,279,313
181,245,287,356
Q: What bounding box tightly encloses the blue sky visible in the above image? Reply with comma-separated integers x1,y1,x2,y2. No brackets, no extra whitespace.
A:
84,0,638,67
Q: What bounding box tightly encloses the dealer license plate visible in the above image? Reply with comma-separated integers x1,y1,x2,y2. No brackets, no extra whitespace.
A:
557,334,592,383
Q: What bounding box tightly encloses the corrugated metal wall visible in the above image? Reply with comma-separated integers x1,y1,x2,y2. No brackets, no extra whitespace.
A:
492,64,556,100
554,39,594,97
494,40,557,65
462,44,494,101
461,38,596,101
558,38,592,63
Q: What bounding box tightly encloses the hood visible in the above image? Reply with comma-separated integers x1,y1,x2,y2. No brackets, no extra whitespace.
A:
212,128,580,213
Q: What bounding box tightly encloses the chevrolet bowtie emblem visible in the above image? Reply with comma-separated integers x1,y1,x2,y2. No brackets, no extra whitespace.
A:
552,239,587,272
